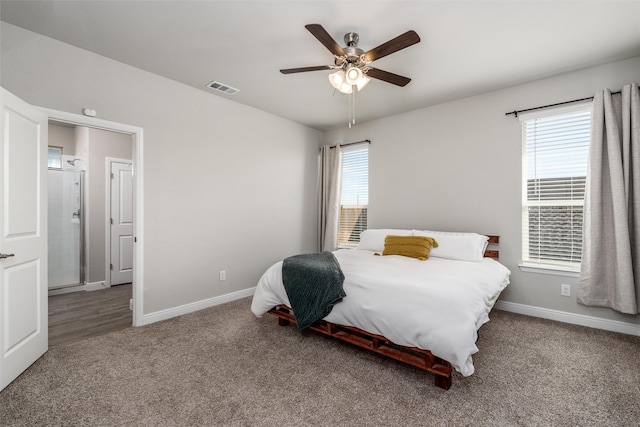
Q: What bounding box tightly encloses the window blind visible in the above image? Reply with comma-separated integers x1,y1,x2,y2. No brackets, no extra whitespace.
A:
339,145,368,246
522,107,591,269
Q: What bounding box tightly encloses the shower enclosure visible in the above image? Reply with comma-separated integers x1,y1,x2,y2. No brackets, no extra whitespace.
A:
48,169,85,289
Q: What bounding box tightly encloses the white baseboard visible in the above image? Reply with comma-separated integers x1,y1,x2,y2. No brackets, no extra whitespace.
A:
495,301,640,337
48,281,108,295
48,284,85,296
140,287,256,326
85,281,109,292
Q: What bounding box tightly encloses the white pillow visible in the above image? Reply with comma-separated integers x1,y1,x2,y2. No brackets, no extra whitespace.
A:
413,230,489,262
357,229,413,252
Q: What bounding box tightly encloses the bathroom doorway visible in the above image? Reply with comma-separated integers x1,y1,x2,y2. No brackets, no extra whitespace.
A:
42,107,144,328
46,120,137,345
47,122,133,295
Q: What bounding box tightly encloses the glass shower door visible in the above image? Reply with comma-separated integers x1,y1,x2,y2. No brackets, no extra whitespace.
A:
48,169,85,289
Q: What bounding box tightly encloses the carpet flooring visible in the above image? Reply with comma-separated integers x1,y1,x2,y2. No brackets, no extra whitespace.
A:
1,297,639,426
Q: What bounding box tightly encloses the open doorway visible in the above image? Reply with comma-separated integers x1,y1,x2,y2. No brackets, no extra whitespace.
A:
42,107,144,331
48,124,134,292
47,122,135,345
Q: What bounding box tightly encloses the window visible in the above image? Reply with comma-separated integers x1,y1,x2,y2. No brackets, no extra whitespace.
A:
338,144,368,247
521,104,591,272
48,146,63,169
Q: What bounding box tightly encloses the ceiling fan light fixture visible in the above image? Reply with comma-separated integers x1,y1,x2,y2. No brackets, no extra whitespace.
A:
356,75,371,91
345,66,362,85
339,82,353,94
328,70,353,94
328,70,345,87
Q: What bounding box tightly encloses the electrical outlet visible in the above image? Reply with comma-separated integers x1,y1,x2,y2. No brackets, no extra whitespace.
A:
561,284,571,297
219,270,226,281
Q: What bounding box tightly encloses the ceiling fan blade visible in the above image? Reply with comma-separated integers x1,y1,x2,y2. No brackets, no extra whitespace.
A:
305,24,346,57
364,30,420,62
280,65,333,74
366,68,412,87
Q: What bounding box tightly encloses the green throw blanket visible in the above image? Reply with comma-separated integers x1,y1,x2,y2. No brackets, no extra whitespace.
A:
282,252,346,330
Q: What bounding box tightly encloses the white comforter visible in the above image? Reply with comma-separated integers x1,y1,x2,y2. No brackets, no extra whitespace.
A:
251,249,510,376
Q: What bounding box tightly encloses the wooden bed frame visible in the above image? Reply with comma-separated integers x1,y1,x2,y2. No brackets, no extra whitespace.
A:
267,235,500,390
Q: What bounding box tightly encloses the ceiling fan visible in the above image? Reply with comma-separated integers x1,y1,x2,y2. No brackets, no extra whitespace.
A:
280,24,421,92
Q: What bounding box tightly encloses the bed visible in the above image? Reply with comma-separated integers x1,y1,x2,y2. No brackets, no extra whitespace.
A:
251,229,510,389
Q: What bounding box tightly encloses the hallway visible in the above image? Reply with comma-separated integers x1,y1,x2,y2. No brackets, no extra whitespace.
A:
48,284,132,347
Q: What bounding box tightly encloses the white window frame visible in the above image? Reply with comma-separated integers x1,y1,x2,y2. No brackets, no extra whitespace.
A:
519,102,591,275
338,143,368,248
48,145,63,169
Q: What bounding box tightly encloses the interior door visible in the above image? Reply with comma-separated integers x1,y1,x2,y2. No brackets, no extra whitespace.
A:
110,161,133,285
0,88,48,391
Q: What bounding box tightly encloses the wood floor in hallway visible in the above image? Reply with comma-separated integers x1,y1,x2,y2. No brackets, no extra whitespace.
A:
48,283,132,347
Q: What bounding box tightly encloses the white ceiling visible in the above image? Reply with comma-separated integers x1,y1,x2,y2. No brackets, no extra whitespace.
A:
2,1,639,130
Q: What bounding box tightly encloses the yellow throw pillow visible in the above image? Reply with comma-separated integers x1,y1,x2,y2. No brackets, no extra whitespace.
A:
380,235,439,261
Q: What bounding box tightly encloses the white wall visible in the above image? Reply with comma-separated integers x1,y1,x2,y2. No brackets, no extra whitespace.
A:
325,56,640,328
1,22,323,314
48,122,75,155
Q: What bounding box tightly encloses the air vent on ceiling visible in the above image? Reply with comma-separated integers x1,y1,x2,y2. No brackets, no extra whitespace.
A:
206,81,240,95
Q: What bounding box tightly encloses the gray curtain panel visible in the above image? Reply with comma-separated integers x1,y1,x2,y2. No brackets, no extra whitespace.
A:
318,144,342,252
578,83,640,314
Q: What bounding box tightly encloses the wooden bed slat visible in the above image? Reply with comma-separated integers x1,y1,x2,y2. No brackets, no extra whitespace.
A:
268,305,453,390
484,235,499,258
483,249,499,258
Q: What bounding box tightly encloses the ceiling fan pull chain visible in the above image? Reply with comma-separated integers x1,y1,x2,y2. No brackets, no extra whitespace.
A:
353,89,356,125
348,90,354,128
348,91,351,128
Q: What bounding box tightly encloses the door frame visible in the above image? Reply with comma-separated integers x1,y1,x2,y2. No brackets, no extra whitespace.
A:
105,158,133,287
40,107,145,327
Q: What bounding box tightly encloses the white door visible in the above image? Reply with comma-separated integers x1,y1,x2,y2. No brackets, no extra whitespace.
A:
110,161,133,285
0,88,48,391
